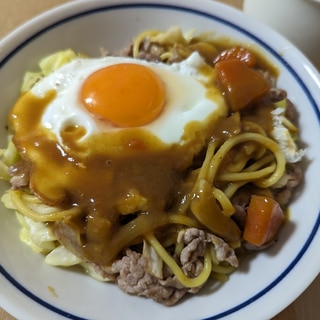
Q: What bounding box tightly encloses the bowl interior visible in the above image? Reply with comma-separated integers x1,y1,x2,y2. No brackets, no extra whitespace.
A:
0,1,319,320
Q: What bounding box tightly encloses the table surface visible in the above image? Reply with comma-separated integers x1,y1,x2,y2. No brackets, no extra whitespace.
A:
0,0,319,319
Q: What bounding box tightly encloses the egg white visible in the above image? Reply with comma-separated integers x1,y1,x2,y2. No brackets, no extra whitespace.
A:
31,52,225,145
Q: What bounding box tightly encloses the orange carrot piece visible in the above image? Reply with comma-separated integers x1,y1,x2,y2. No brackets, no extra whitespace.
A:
214,46,257,67
215,59,270,112
243,195,284,246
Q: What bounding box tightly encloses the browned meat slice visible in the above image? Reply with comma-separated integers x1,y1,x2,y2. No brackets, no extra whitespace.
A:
112,249,190,306
178,228,238,268
9,160,30,189
273,163,303,207
111,228,238,305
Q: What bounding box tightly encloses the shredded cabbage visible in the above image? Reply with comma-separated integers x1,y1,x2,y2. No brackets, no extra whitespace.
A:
271,101,306,163
16,213,57,253
149,26,190,46
45,245,82,266
0,138,20,181
143,240,164,279
21,49,78,92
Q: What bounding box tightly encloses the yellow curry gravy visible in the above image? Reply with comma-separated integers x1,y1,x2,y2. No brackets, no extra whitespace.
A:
10,87,230,266
9,43,277,267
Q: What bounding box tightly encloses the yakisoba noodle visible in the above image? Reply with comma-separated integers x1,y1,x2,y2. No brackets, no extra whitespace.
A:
0,26,304,305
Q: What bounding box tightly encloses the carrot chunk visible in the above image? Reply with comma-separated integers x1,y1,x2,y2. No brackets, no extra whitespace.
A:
214,46,257,67
215,59,270,111
243,195,284,246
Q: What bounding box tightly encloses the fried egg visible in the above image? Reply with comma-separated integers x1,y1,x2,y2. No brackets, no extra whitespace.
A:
29,52,226,145
10,51,228,208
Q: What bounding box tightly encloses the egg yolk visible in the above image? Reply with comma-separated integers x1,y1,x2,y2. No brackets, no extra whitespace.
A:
81,63,165,127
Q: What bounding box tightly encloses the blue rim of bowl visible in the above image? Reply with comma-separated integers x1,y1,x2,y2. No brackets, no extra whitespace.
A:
0,3,319,320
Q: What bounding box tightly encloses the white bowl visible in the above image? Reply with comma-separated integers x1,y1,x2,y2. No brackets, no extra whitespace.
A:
0,1,319,319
